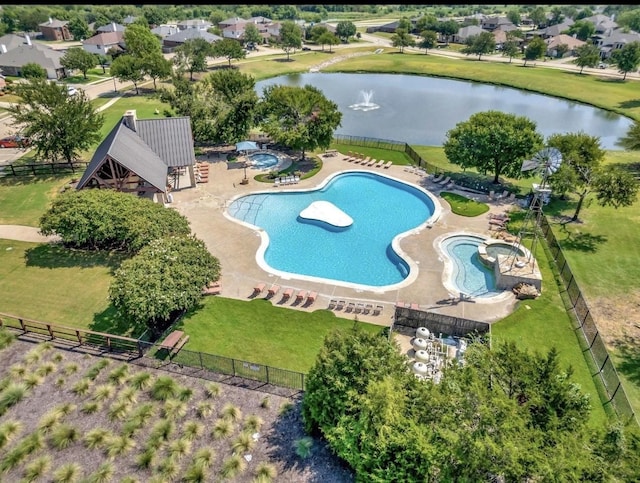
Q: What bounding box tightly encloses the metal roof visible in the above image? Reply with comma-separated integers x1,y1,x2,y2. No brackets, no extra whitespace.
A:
0,43,64,70
163,28,221,44
77,120,169,192
136,117,195,168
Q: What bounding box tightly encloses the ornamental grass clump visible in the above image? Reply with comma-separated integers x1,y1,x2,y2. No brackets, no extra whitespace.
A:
22,454,52,482
84,359,110,380
168,437,192,461
49,423,79,450
83,428,111,450
150,375,178,401
0,420,22,450
71,378,91,396
0,382,28,416
220,454,246,479
107,364,130,385
221,403,242,423
86,462,114,483
51,462,82,483
211,418,234,440
0,432,44,473
130,371,153,390
183,420,204,441
231,431,255,454
196,401,214,419
254,462,278,483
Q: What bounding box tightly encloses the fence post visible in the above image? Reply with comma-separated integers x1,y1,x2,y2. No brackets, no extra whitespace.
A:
46,324,54,339
136,340,143,357
19,318,25,331
231,358,236,376
76,330,82,344
265,365,270,385
600,354,610,373
199,351,203,370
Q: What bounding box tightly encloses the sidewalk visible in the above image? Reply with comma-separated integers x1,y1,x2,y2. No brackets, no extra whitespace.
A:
0,225,59,243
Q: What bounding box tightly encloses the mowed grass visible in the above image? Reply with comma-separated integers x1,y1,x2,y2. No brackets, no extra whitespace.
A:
0,240,124,330
491,239,609,427
439,191,489,216
328,143,413,165
0,175,72,226
177,297,383,373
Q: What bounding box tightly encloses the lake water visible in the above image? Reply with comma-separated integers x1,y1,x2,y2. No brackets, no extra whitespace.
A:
255,73,632,150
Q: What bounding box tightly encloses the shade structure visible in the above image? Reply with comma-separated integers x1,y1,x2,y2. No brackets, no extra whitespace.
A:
236,141,259,152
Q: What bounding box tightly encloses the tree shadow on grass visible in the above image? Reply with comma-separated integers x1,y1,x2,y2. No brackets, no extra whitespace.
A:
89,304,144,338
24,244,127,271
555,226,607,253
0,173,71,187
618,99,640,110
611,334,640,386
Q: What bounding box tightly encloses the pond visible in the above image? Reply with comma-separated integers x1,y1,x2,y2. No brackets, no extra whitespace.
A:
255,73,632,150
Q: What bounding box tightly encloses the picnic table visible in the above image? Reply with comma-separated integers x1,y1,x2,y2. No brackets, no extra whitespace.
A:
159,330,184,350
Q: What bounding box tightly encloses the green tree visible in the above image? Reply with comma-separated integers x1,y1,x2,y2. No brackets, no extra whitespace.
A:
142,51,171,90
9,79,103,163
67,16,91,41
258,84,342,160
279,20,303,60
39,188,191,252
617,8,640,33
123,23,161,59
506,8,521,26
548,132,639,221
97,54,111,74
529,6,547,28
611,41,640,80
554,43,569,59
443,110,544,184
461,31,496,60
60,47,96,79
21,62,47,79
567,20,596,41
317,31,338,52
415,14,438,33
436,19,459,45
211,37,246,67
617,120,640,150
335,20,356,43
548,6,564,26
309,24,328,43
242,22,262,47
173,38,211,81
110,55,145,94
390,27,415,53
110,235,220,335
575,44,600,73
418,30,438,54
502,39,520,63
523,36,546,66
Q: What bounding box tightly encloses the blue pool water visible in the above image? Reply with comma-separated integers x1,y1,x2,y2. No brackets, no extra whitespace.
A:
250,152,279,169
226,171,437,287
441,235,502,298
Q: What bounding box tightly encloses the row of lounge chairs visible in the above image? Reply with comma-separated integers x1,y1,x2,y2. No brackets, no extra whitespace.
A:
253,282,317,306
489,190,517,202
273,175,300,187
344,152,393,169
195,162,209,183
396,301,420,310
328,299,384,316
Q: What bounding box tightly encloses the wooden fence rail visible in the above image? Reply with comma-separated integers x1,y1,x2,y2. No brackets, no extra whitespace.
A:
0,162,88,177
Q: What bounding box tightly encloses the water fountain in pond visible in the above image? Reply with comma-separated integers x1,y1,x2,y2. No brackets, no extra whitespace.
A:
349,89,380,111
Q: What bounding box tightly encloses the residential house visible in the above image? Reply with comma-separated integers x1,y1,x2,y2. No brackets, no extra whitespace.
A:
122,16,137,25
162,29,221,53
77,110,197,201
96,22,125,33
176,19,212,31
583,14,618,35
218,17,246,30
0,37,67,79
0,33,29,53
82,31,125,56
481,16,515,31
545,34,586,58
266,22,282,40
527,19,575,40
247,16,271,25
39,17,72,41
0,74,6,91
453,25,484,44
598,30,640,59
221,21,247,41
151,24,180,39
366,20,400,34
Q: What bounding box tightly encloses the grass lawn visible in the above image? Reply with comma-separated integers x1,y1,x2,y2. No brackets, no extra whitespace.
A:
176,297,383,373
491,238,609,427
329,143,413,165
439,191,489,216
0,175,72,226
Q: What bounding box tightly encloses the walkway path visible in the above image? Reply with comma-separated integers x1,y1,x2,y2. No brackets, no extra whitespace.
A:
0,225,59,243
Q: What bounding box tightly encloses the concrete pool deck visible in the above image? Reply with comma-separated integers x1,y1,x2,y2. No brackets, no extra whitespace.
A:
169,152,522,327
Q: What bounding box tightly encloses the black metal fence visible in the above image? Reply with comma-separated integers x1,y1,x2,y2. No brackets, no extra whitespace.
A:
0,313,306,392
539,216,638,426
0,161,88,177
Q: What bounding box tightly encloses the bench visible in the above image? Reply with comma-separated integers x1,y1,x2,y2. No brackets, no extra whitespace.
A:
159,330,184,351
170,335,190,357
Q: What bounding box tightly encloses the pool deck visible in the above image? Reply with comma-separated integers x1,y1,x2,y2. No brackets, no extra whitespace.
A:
169,151,522,327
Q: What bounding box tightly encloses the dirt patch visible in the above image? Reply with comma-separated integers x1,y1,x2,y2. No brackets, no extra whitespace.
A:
0,334,353,483
590,290,640,348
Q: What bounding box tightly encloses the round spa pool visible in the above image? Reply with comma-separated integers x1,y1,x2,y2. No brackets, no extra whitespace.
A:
249,152,280,169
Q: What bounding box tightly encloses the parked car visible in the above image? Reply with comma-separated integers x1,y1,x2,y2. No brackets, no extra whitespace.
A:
598,62,608,69
67,86,78,96
0,135,30,148
302,46,311,51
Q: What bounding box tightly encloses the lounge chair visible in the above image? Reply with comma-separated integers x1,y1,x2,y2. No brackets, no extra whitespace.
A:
293,175,300,183
282,288,293,301
431,173,443,183
267,284,280,297
360,157,371,165
438,176,451,185
355,303,364,314
373,305,383,316
488,190,495,200
383,160,393,169
410,302,419,310
374,160,384,168
297,290,308,303
253,283,266,295
273,178,280,187
346,302,355,312
395,301,405,308
306,291,317,305
328,299,337,310
499,190,509,199
336,300,345,310
367,158,377,166
364,303,373,314
507,193,517,202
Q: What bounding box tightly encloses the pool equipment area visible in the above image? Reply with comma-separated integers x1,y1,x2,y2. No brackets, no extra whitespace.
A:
225,170,441,290
439,233,542,299
410,327,468,383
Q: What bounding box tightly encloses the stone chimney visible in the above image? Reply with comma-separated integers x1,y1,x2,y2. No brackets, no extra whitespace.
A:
25,34,31,46
112,22,117,32
123,110,137,132
0,45,6,54
49,17,53,24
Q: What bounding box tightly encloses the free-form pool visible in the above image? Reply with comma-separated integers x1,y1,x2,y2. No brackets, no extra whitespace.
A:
440,234,503,298
225,171,441,289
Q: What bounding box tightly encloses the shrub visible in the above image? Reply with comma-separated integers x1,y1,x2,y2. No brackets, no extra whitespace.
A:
151,376,178,401
204,382,221,399
196,401,214,419
130,371,153,390
0,420,22,450
72,378,92,397
22,454,52,482
50,424,79,450
52,462,82,483
294,436,314,459
86,462,114,483
254,462,278,482
168,437,192,460
211,418,233,440
232,431,255,454
221,403,242,423
163,398,187,420
220,454,247,479
183,421,204,441
243,415,264,433
0,382,28,416
107,364,129,385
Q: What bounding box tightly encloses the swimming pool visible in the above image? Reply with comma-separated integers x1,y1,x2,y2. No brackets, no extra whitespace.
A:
225,171,441,289
249,152,279,169
439,234,503,298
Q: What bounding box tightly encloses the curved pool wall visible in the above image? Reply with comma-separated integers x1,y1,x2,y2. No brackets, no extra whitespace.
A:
435,232,515,303
224,170,442,292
